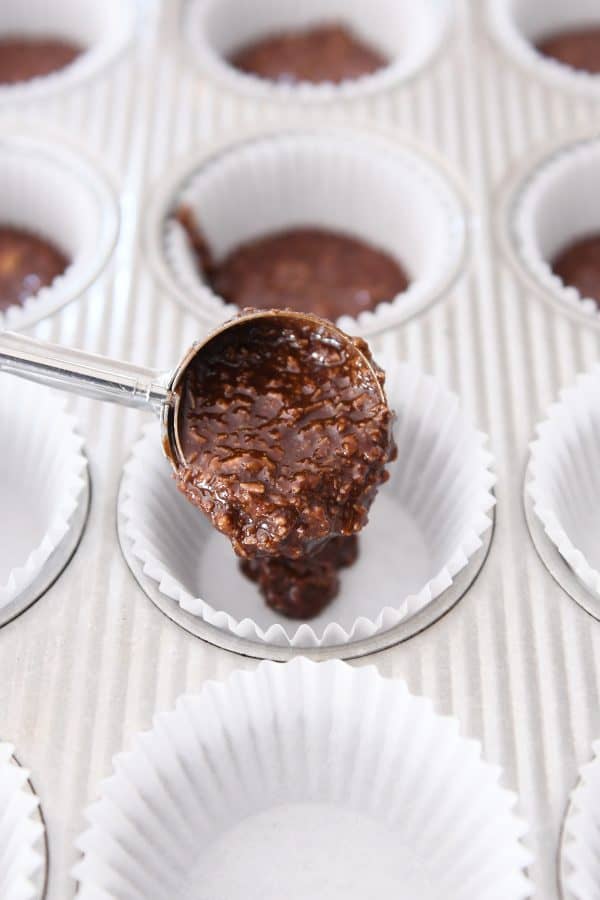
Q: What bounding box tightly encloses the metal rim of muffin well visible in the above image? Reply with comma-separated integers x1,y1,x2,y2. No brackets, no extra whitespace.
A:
0,127,121,332
143,124,471,338
0,744,48,900
487,0,600,97
0,381,91,630
0,0,137,105
498,129,600,331
558,742,600,900
524,367,600,624
179,0,454,103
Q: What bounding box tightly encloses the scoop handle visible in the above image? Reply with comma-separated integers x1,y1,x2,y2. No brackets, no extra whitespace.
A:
0,331,170,413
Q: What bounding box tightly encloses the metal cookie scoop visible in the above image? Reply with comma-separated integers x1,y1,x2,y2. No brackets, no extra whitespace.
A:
0,309,386,475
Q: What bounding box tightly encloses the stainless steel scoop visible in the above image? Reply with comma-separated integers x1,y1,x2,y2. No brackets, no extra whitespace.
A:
0,309,385,471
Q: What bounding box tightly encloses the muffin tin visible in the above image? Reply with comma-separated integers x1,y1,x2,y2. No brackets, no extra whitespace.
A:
2,0,600,897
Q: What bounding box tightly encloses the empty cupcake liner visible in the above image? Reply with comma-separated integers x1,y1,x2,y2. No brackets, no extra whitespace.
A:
528,365,600,600
119,356,495,651
0,374,88,618
148,128,468,337
181,0,451,103
0,129,120,331
561,741,600,900
0,0,136,105
0,742,46,900
488,0,600,96
507,135,600,323
73,658,532,900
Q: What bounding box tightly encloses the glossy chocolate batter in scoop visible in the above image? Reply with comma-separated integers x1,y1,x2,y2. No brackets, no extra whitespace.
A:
229,22,387,85
175,314,395,561
536,27,600,74
0,37,82,85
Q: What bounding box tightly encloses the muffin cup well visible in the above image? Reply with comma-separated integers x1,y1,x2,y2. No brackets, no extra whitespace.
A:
560,741,600,900
488,0,600,96
74,659,532,900
118,357,495,652
0,130,119,331
0,376,89,622
505,135,600,324
0,0,136,104
528,365,600,600
181,0,451,103
148,128,468,337
0,742,46,900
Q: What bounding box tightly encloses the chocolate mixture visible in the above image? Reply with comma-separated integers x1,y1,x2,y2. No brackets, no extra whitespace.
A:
241,534,359,619
175,315,395,570
230,23,387,85
176,209,409,322
536,27,600,74
551,234,600,305
0,226,69,311
0,37,82,85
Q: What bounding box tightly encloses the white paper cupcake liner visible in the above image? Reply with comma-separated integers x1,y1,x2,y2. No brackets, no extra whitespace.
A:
148,128,468,337
0,0,136,105
528,365,600,599
73,659,532,900
0,374,88,614
0,129,120,331
119,357,495,651
181,0,451,103
0,742,46,900
488,0,600,96
561,741,600,900
509,136,600,322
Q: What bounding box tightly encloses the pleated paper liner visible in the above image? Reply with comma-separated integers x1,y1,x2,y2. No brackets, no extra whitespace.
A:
146,126,469,337
118,356,495,657
74,659,532,900
500,132,600,328
0,742,47,900
488,0,600,96
526,365,600,621
0,376,90,627
0,0,136,105
181,0,451,103
560,741,600,900
0,129,120,331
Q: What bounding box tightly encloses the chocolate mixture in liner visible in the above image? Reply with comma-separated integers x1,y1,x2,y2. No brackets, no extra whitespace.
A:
175,207,409,322
536,27,600,74
0,226,69,310
0,37,82,85
551,234,600,306
229,22,388,85
175,314,396,567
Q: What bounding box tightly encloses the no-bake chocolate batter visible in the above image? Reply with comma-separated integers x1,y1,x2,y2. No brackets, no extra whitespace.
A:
0,226,69,310
230,22,387,85
175,314,395,561
240,534,358,618
176,208,409,322
551,234,600,305
0,37,82,85
536,27,600,74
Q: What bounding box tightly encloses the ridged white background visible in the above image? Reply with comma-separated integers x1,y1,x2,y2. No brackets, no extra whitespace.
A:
1,1,600,897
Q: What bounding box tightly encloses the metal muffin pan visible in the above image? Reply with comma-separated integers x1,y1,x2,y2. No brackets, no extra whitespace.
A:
1,0,600,897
